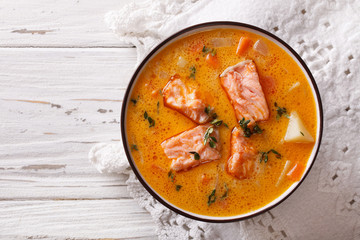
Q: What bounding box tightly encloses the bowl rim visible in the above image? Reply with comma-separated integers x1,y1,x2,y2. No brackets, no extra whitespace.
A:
120,21,324,223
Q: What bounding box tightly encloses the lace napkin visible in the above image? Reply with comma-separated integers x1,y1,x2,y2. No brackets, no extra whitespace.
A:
89,0,360,239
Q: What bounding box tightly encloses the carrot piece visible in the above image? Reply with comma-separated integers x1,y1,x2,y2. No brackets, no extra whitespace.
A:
205,53,219,68
286,163,306,181
236,37,251,56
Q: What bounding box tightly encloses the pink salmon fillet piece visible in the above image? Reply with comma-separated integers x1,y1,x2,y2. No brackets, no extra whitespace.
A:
220,60,269,124
227,127,259,179
163,75,210,124
161,124,221,171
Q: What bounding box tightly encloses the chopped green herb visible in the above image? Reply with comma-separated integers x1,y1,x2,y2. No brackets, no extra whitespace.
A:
204,106,211,115
223,122,229,128
209,140,216,148
259,151,268,163
300,131,304,136
175,185,182,191
202,45,217,56
131,144,138,151
202,46,210,54
189,66,196,79
207,189,217,206
259,149,282,163
157,101,160,114
211,49,217,56
210,136,217,143
144,111,148,119
203,127,214,145
269,149,282,158
130,99,137,105
221,183,229,200
144,111,155,127
148,117,155,128
253,124,263,134
210,118,223,126
274,102,290,120
212,112,218,119
204,105,217,120
159,89,163,96
239,117,252,138
189,151,200,160
168,170,175,182
239,118,263,137
131,96,139,105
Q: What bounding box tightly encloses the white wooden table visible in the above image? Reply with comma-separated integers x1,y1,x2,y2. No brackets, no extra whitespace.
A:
0,1,157,239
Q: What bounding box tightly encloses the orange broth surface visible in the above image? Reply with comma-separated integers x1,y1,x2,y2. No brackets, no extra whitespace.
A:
126,29,317,217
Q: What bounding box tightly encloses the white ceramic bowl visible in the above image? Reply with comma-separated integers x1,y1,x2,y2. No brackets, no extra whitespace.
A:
121,22,323,222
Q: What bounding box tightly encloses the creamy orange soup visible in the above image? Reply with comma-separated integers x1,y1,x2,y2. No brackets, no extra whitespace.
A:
126,28,317,217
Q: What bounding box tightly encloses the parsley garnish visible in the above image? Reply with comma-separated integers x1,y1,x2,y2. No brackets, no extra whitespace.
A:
148,117,155,127
189,66,196,79
189,151,200,160
239,118,252,137
204,126,218,148
130,96,139,105
259,149,282,163
157,101,160,114
144,111,155,127
204,105,218,120
207,189,216,206
253,124,263,134
202,46,217,56
300,131,304,136
131,99,137,105
274,102,290,120
131,144,138,151
168,171,182,191
204,106,211,115
223,122,229,128
239,118,263,137
210,118,223,126
203,127,214,145
168,170,175,182
221,183,228,200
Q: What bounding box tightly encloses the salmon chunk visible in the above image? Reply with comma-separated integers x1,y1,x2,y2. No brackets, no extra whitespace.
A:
220,60,269,124
161,124,221,171
227,127,259,179
163,75,210,124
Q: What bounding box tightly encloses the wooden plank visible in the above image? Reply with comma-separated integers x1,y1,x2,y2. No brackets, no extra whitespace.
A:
0,48,136,145
0,199,157,239
0,0,132,47
0,47,157,238
0,170,131,200
0,48,137,200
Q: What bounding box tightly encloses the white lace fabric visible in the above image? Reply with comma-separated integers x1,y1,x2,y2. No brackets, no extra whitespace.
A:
90,0,360,239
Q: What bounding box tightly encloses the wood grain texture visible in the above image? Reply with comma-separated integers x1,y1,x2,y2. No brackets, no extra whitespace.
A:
0,47,157,238
0,0,132,47
0,200,156,239
0,48,136,145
